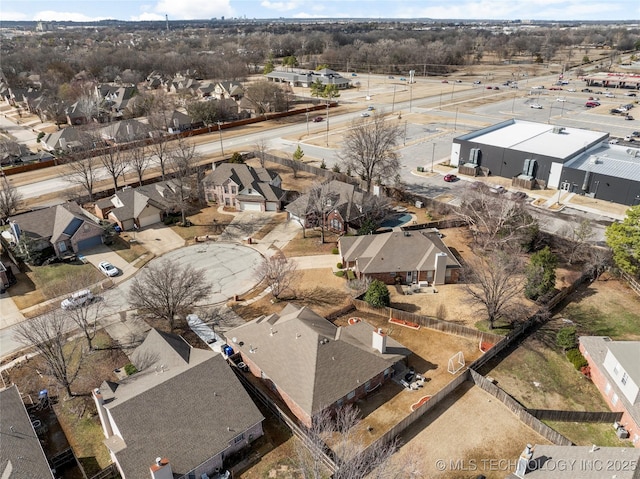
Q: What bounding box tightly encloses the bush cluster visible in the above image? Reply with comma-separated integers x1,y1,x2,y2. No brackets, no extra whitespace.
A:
566,348,588,370
124,363,138,375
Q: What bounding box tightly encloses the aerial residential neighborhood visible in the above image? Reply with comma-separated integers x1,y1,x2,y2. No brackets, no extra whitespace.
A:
1,6,640,479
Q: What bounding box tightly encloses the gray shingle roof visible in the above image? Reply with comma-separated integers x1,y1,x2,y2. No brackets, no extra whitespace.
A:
101,329,264,479
203,163,284,202
225,304,409,417
0,385,55,479
9,201,102,245
285,180,368,224
108,182,176,222
339,230,460,274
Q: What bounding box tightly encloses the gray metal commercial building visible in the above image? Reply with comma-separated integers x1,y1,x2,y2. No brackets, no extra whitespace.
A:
451,119,640,205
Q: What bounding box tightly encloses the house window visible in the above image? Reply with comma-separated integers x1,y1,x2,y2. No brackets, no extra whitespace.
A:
58,241,67,253
232,433,245,444
613,363,619,375
605,382,612,395
231,186,236,194
365,380,371,390
347,391,355,400
336,398,344,407
612,393,619,406
224,186,229,194
621,372,628,385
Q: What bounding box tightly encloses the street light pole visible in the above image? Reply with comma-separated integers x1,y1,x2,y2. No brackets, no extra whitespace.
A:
217,122,224,157
326,101,330,147
431,143,436,173
306,110,309,135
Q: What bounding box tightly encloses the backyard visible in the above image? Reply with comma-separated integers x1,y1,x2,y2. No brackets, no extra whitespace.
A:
479,274,640,446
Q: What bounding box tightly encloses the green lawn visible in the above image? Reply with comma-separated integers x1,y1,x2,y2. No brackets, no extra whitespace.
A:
544,421,634,448
560,303,640,340
109,234,148,263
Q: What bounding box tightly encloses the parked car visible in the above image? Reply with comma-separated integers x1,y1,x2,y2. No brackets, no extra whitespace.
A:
581,88,592,93
567,88,576,92
399,77,407,81
530,103,543,109
367,105,375,111
442,80,449,83
632,131,640,137
489,185,506,194
556,97,566,102
351,73,358,77
486,86,493,89
625,115,635,121
585,101,600,108
98,261,119,277
473,80,482,85
313,116,324,122
549,86,563,91
625,92,637,97
360,112,370,117
625,135,635,141
604,92,615,98
388,75,395,79
61,289,95,310
443,174,458,182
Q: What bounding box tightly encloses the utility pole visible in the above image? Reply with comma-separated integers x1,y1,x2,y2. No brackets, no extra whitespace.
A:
431,143,436,173
392,86,396,113
217,122,224,157
326,101,330,147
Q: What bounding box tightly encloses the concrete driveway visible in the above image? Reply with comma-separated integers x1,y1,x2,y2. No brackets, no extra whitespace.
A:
82,244,134,283
133,224,185,257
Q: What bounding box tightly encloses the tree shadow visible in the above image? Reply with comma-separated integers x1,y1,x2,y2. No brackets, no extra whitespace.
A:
389,301,420,313
297,286,347,307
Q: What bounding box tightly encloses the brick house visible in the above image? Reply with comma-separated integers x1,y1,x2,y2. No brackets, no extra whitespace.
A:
202,163,285,212
579,336,640,447
285,180,382,235
339,229,461,286
93,329,264,479
225,303,410,427
8,201,105,259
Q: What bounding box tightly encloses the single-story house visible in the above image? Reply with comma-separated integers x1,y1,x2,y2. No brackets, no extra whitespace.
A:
98,119,153,145
286,180,384,235
40,126,94,153
0,385,56,479
202,163,285,212
579,337,640,447
339,229,461,285
95,181,179,230
225,303,410,427
214,81,244,100
93,328,264,479
8,201,105,259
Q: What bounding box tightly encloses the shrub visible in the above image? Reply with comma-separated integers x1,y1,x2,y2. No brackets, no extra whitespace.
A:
337,262,343,269
335,270,345,277
556,326,577,350
364,279,390,307
332,164,341,173
347,270,356,280
320,159,327,169
566,348,588,370
331,247,339,254
124,363,138,375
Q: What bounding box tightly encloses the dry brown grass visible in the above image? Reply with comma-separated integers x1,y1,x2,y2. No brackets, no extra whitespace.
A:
281,229,340,256
170,206,236,242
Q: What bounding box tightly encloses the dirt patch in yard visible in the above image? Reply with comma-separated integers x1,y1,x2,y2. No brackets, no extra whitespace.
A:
281,229,340,256
172,206,236,243
391,382,552,479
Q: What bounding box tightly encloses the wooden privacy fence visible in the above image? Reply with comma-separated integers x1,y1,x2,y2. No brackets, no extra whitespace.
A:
261,152,364,188
338,371,471,477
621,271,640,297
527,409,623,423
469,370,573,446
351,299,503,345
232,367,337,474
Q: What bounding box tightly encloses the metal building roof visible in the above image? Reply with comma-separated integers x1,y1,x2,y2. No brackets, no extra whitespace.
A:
563,144,640,182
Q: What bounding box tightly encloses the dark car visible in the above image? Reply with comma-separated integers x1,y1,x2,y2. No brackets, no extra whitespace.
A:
313,116,324,122
625,115,635,121
582,88,592,93
444,174,458,182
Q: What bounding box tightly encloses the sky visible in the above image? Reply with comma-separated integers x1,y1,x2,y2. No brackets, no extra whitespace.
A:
1,0,639,22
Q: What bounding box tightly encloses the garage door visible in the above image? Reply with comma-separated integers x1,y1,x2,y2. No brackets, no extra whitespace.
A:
266,202,277,212
138,213,161,228
241,202,262,212
76,235,103,251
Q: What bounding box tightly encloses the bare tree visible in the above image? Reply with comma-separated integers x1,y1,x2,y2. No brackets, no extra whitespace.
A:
255,137,269,168
128,143,151,186
287,193,312,238
63,157,98,202
148,133,178,181
14,311,82,398
297,405,419,479
463,250,525,329
457,189,539,251
307,182,340,244
339,112,402,192
257,250,299,299
561,218,595,265
0,175,22,219
167,137,200,224
128,259,212,331
98,144,126,191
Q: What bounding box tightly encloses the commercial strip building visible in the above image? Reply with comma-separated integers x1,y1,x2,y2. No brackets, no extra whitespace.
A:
451,119,640,206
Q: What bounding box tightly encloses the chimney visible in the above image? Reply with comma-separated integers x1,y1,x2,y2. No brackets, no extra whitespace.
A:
372,328,387,354
92,388,113,438
150,457,173,479
434,252,448,285
515,444,534,478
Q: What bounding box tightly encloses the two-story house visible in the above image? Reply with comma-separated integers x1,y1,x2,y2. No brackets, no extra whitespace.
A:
580,337,640,447
202,163,285,212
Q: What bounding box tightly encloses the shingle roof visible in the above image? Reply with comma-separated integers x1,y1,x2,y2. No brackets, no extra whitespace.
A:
285,180,368,223
101,329,264,479
203,163,284,203
9,201,102,245
339,230,461,274
225,304,409,417
0,385,55,479
108,182,176,222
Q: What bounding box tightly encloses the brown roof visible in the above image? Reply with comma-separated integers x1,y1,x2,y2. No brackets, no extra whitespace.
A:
225,304,409,418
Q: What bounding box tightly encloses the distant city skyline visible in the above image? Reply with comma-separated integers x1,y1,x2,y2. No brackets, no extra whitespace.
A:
2,0,639,23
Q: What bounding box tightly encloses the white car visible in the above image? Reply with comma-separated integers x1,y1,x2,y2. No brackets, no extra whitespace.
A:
530,103,543,109
567,88,576,92
98,261,119,277
61,289,95,310
360,112,370,117
556,98,566,102
604,92,615,98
